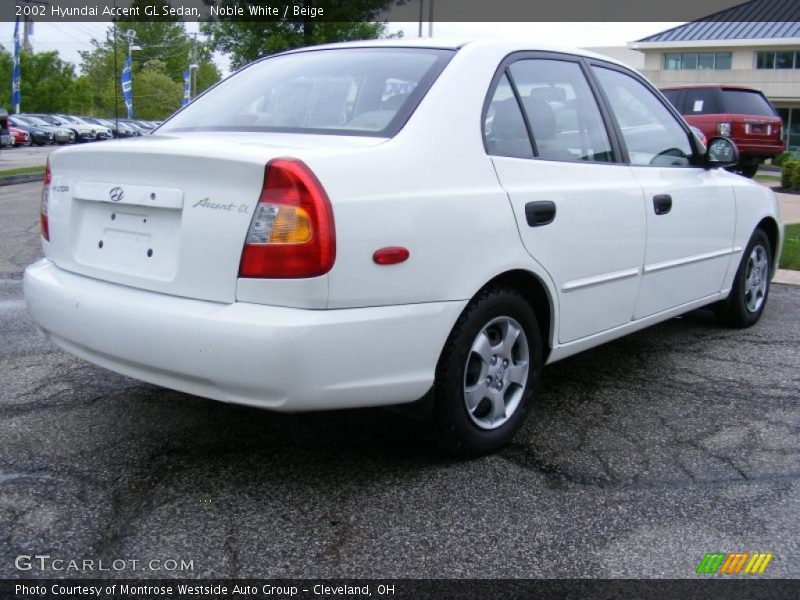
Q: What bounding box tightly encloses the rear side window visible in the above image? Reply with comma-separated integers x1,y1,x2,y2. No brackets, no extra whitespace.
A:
720,89,777,116
160,48,454,137
660,89,683,111
508,59,615,163
484,74,534,158
683,88,719,115
593,67,693,167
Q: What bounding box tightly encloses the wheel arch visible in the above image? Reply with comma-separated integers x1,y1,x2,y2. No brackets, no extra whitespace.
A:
476,269,555,362
756,216,781,275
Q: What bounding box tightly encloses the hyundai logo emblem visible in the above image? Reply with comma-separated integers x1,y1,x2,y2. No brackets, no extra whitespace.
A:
109,187,124,202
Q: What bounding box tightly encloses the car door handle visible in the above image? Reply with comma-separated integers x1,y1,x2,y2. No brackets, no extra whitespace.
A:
525,201,557,227
653,194,672,216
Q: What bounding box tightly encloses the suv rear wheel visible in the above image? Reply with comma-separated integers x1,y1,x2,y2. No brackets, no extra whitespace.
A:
731,161,759,179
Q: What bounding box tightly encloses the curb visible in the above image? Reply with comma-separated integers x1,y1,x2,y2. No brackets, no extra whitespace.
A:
0,173,45,187
773,269,800,286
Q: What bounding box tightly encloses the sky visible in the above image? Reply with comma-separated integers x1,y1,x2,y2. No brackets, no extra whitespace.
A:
0,21,684,76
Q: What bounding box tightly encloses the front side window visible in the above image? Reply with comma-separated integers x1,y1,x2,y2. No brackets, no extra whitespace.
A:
507,59,614,163
160,48,453,137
593,67,694,167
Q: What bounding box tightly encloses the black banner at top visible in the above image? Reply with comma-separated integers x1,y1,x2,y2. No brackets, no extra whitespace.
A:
2,0,800,23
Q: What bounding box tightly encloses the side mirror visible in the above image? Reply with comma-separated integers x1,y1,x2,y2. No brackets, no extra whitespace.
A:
705,136,739,169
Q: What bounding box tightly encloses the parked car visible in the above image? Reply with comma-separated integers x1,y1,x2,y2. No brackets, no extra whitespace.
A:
660,85,784,178
120,119,151,135
25,41,784,454
29,114,97,142
57,115,111,141
8,116,54,146
0,108,9,150
690,125,707,148
16,114,75,144
9,125,31,146
83,116,137,138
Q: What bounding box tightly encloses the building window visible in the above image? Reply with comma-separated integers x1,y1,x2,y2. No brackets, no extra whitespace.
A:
756,51,800,69
778,107,800,151
663,52,732,70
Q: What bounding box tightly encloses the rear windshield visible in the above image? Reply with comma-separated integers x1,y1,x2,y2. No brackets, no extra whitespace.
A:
720,89,776,116
160,48,454,137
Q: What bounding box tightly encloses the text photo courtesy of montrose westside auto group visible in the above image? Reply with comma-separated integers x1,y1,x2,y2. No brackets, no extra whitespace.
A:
0,0,799,598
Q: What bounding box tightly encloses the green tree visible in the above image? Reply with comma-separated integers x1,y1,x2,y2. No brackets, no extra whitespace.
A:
0,48,80,113
132,59,182,120
201,0,402,69
78,0,220,117
0,46,12,109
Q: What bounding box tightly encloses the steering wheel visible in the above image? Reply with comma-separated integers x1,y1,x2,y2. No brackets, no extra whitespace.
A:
649,147,688,166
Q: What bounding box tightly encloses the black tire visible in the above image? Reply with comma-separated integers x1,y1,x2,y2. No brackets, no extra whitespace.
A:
715,228,772,327
428,287,542,455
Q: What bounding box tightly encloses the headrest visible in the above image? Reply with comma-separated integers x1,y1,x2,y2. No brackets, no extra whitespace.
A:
522,95,557,141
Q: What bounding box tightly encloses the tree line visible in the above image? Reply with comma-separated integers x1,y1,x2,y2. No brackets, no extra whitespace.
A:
1,0,400,120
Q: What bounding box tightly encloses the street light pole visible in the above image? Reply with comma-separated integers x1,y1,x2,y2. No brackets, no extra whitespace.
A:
124,29,141,119
189,32,198,100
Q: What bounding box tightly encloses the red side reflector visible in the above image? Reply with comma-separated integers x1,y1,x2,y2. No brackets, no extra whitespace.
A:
373,247,410,265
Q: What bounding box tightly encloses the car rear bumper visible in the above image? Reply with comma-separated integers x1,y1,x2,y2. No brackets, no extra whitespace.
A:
24,259,464,411
730,139,784,157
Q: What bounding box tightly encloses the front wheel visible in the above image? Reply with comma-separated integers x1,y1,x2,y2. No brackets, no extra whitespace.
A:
429,287,541,455
715,228,772,327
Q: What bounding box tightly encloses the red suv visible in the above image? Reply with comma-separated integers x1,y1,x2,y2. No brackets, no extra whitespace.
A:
660,85,783,178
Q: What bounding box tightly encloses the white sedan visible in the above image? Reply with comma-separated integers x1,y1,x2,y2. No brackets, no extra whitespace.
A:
24,40,783,454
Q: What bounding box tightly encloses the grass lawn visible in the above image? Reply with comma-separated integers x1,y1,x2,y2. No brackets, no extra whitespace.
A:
755,174,780,183
0,165,45,177
780,223,800,271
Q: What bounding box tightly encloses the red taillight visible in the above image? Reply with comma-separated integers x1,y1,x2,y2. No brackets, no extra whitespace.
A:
239,158,335,278
40,160,51,241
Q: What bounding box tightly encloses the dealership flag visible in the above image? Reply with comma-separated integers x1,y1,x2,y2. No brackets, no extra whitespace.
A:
12,18,21,113
121,55,133,118
183,70,191,107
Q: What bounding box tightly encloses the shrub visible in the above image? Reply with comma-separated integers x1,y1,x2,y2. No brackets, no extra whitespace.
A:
774,150,800,166
784,161,800,190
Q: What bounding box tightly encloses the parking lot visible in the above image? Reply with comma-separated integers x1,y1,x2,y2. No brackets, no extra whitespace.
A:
0,145,60,171
1,181,798,579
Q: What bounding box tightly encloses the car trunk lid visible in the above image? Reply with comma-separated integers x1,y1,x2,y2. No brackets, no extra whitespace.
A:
44,133,384,303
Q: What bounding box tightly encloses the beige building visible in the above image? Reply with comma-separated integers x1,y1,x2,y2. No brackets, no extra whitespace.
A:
627,6,800,150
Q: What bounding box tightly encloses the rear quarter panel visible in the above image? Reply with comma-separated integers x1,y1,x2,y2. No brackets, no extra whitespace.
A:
306,43,557,311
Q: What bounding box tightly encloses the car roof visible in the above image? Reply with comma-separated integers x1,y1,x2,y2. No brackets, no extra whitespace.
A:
660,84,763,92
279,38,629,69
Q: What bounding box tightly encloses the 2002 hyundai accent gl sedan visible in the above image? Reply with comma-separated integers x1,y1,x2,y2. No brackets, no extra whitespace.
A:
24,40,783,454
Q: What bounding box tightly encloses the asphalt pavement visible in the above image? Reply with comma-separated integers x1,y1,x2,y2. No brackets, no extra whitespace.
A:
1,182,798,579
0,145,61,171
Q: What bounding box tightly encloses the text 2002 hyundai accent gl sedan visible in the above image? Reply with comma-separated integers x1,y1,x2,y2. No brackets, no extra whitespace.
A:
24,40,783,454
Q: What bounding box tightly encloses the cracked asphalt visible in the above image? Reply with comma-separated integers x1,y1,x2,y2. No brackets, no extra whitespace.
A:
1,182,798,579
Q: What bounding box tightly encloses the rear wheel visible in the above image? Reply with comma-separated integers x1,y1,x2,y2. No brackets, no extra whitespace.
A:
429,287,541,455
715,228,772,327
